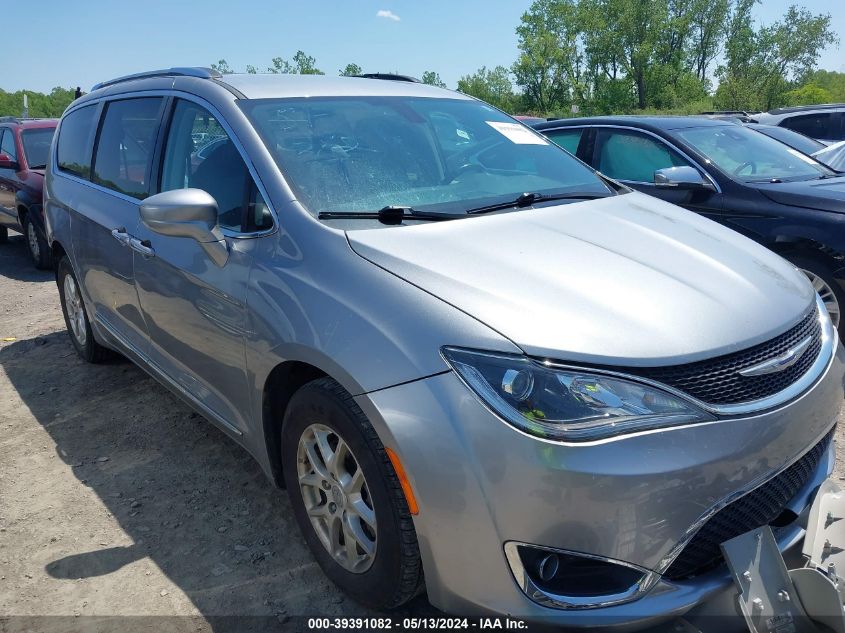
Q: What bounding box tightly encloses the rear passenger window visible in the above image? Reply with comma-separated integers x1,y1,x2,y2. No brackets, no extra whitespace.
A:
57,105,98,178
160,99,273,233
92,98,163,199
595,129,691,182
545,128,583,155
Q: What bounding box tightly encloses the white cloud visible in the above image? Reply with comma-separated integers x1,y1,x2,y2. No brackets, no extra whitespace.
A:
376,9,401,21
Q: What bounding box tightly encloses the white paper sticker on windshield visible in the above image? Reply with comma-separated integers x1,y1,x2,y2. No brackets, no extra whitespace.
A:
486,121,548,145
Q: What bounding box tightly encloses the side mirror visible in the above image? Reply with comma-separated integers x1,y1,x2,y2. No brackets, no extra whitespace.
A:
0,153,18,170
139,188,229,267
654,166,714,190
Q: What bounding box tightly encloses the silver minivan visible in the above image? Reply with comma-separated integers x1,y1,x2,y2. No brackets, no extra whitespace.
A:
45,68,844,627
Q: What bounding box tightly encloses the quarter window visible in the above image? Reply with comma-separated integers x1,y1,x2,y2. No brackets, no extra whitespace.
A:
57,105,98,178
544,128,583,155
92,97,163,199
160,99,272,233
0,128,17,161
595,129,691,182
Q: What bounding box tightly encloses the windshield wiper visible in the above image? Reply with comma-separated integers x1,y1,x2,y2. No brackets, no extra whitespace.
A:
318,205,462,225
465,191,611,215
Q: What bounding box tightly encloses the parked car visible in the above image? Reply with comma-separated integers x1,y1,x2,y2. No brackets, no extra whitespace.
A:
45,69,843,627
0,116,58,268
533,115,845,334
512,114,546,125
754,104,845,143
744,122,828,157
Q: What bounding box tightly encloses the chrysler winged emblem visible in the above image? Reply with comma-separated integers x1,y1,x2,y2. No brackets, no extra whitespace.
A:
738,336,813,377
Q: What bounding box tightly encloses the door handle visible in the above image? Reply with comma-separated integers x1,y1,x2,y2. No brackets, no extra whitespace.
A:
111,227,131,246
128,237,155,258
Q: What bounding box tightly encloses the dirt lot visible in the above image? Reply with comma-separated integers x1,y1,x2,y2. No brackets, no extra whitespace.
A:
0,233,432,632
1,230,844,633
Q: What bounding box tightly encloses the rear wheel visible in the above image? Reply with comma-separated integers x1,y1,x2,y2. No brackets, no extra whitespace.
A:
57,256,111,363
281,377,424,609
23,216,51,269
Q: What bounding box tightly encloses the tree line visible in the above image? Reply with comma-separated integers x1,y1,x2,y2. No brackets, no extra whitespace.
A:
209,0,842,116
0,87,77,118
2,0,841,119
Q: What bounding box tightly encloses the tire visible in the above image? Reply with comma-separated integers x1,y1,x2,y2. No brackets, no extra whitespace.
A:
787,255,845,336
57,256,112,363
0,226,7,243
281,377,424,609
22,215,52,270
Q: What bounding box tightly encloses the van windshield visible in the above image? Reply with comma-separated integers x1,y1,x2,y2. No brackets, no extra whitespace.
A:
240,96,612,217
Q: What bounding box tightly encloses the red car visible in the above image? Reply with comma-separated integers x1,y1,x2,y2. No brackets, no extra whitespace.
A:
0,117,58,269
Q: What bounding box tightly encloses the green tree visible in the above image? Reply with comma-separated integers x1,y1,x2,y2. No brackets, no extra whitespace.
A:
800,70,845,101
783,84,833,106
421,71,447,88
513,0,585,112
339,63,363,76
0,87,77,117
457,66,518,111
210,59,234,74
267,51,325,75
245,65,258,74
716,2,837,110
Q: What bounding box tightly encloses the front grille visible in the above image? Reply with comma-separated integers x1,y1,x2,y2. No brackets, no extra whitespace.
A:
664,429,833,580
624,309,821,405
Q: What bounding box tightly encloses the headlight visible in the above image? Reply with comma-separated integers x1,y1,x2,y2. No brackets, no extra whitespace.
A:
442,347,714,442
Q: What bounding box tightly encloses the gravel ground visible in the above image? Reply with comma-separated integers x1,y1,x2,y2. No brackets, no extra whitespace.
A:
0,229,843,633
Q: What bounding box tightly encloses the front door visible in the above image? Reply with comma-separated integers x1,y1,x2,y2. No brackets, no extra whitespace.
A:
0,127,19,228
591,127,722,217
133,98,273,433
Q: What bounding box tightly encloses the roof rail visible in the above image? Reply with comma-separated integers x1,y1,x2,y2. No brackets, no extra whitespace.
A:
768,103,845,115
92,67,222,91
354,73,421,83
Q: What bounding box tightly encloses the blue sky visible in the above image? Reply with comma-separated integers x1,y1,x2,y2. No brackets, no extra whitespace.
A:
4,0,844,93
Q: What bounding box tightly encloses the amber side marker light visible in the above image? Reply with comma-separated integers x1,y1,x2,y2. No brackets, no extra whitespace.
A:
386,447,419,515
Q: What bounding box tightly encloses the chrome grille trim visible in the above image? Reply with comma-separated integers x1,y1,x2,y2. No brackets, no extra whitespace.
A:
544,295,835,417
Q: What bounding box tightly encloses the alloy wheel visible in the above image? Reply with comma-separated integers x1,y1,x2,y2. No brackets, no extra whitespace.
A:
297,423,377,573
63,275,87,346
801,268,841,329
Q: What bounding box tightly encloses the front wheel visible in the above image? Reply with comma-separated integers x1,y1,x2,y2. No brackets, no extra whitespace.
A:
57,256,112,363
788,256,844,335
281,377,424,609
23,216,51,269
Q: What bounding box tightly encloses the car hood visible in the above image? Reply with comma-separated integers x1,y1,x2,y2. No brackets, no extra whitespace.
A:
754,176,845,213
347,192,815,365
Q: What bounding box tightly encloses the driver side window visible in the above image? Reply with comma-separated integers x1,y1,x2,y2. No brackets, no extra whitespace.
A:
595,129,691,182
160,100,273,233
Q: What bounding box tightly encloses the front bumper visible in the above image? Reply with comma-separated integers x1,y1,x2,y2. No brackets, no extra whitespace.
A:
355,342,845,627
